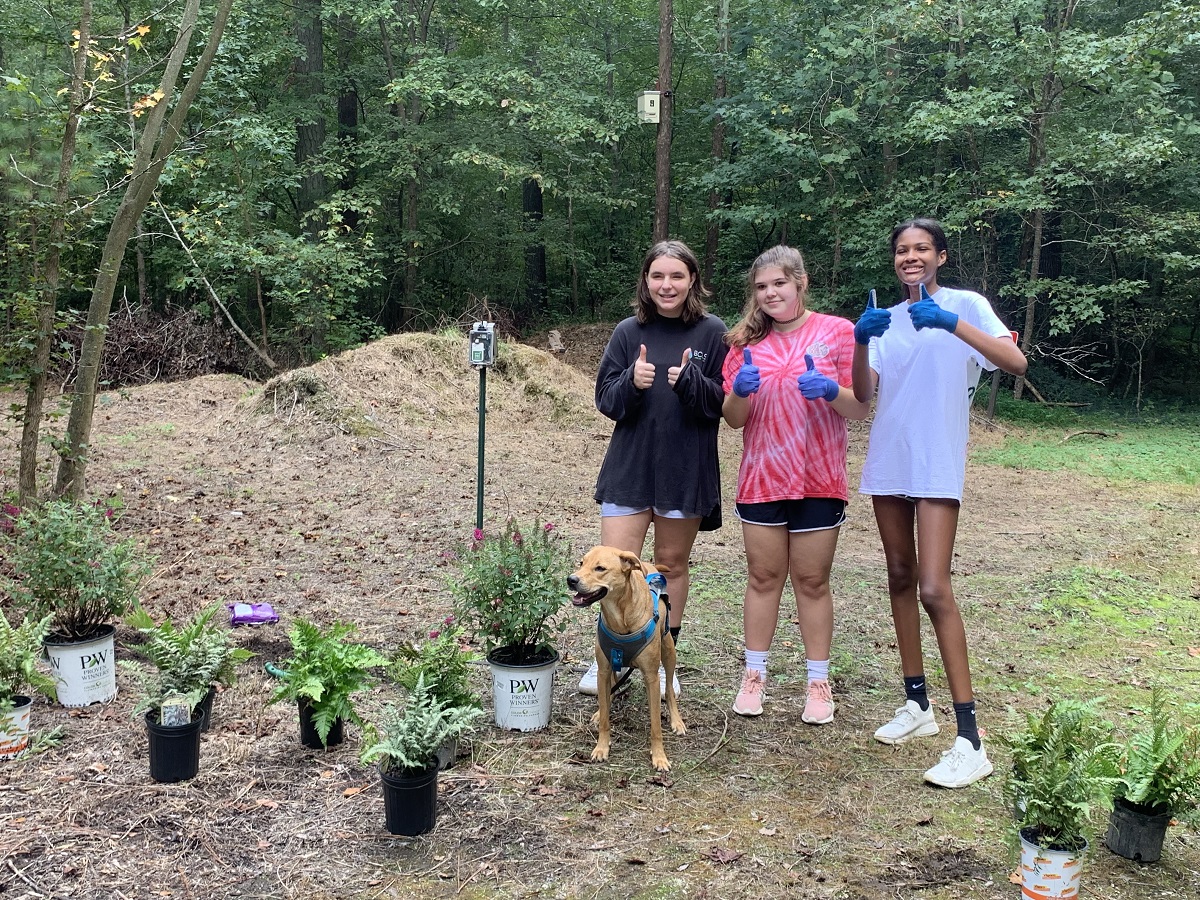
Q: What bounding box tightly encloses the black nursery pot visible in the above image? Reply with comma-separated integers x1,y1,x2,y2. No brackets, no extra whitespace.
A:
381,766,438,836
197,688,216,733
297,699,344,749
1106,797,1173,863
145,711,203,783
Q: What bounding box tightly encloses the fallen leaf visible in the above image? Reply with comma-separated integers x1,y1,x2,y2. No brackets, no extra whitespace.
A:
759,826,777,836
1188,647,1200,658
704,846,743,865
343,786,364,796
1009,871,1022,885
256,798,279,809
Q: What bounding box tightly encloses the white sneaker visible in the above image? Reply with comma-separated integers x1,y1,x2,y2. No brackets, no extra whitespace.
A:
923,736,994,788
874,699,940,745
658,665,680,700
578,659,631,695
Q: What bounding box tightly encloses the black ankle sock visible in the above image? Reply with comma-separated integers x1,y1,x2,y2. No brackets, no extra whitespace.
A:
669,626,681,645
903,675,929,711
953,701,981,750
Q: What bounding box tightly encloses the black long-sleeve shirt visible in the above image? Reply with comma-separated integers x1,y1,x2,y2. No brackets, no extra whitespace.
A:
593,314,729,522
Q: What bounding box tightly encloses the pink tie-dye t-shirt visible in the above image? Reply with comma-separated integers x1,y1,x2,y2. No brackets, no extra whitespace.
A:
722,312,856,503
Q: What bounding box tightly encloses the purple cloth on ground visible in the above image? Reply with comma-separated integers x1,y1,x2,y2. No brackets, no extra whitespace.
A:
228,602,278,626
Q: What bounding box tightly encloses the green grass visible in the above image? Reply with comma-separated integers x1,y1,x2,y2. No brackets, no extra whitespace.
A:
972,424,1200,485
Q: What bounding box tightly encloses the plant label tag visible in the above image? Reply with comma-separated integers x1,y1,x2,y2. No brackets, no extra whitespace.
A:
160,697,191,726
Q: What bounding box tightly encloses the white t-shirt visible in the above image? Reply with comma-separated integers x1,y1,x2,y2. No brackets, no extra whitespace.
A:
859,286,1011,502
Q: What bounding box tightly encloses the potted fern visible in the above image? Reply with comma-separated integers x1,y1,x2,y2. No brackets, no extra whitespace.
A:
120,606,254,782
3,500,150,706
360,675,482,835
268,619,386,749
124,606,255,731
0,613,57,760
390,617,481,768
1106,687,1200,863
1003,700,1122,899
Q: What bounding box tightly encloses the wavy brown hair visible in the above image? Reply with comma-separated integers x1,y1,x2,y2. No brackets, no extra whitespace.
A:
633,240,711,325
725,245,808,348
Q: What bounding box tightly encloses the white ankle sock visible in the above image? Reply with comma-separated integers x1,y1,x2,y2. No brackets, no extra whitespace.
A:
745,649,768,675
806,658,829,682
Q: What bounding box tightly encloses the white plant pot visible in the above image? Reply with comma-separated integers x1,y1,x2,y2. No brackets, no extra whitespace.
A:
1019,830,1086,899
0,696,33,760
45,625,118,707
487,647,558,732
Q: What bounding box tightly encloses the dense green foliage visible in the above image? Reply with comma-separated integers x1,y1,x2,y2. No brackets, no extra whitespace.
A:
1003,698,1122,851
268,619,386,745
360,674,483,775
390,618,482,711
2,0,1198,405
2,500,151,639
1116,687,1200,826
0,612,57,709
450,518,573,663
121,606,255,717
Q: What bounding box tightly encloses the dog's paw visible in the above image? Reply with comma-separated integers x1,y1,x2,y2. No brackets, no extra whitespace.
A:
671,720,687,736
589,710,600,726
651,754,672,773
590,745,610,763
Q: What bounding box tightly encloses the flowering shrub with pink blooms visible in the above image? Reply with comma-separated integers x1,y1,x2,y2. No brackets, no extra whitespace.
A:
449,518,572,665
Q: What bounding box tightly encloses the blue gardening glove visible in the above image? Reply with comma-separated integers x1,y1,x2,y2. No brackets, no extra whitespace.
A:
854,289,890,344
797,354,839,402
732,348,761,398
908,283,959,332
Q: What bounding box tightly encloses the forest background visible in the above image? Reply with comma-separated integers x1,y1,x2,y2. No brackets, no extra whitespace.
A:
2,0,1199,481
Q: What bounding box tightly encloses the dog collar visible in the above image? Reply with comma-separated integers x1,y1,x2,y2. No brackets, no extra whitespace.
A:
597,574,668,672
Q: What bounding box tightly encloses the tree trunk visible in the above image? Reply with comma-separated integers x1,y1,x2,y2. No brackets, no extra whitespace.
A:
294,0,327,236
653,0,673,243
522,175,547,318
54,0,235,498
336,13,359,232
703,0,729,285
1013,207,1043,401
17,0,92,503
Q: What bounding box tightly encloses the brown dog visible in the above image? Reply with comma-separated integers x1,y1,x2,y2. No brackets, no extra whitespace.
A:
567,546,685,771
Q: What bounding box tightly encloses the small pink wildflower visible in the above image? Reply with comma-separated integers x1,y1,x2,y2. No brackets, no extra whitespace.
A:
428,630,440,640
511,530,524,546
543,522,556,533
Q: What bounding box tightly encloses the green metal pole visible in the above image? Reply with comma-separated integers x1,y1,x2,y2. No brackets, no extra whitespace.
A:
476,365,486,530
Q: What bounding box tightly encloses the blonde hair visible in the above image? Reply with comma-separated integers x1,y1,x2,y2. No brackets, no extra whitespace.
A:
725,245,808,348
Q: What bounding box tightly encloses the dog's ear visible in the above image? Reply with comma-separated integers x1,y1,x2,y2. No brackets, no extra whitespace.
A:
616,550,643,575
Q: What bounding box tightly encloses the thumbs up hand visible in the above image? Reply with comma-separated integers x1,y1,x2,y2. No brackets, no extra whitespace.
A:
854,289,891,344
667,348,692,387
632,343,655,390
908,283,959,333
797,353,839,402
732,348,761,397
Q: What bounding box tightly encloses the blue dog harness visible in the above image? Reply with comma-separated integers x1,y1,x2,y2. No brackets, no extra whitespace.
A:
597,572,669,675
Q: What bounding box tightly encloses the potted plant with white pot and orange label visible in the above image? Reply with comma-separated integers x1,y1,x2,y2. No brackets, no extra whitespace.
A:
0,613,58,760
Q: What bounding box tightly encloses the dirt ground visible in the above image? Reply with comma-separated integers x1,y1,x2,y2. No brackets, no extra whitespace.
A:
1,326,1198,900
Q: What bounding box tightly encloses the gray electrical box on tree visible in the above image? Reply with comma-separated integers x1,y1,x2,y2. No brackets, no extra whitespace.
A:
468,322,496,367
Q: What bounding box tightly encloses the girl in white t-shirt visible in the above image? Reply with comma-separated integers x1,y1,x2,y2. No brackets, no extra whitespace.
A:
851,218,1026,789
